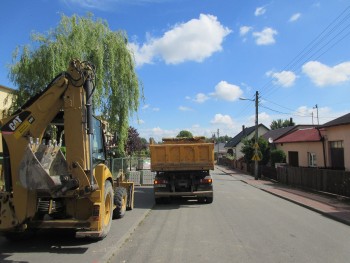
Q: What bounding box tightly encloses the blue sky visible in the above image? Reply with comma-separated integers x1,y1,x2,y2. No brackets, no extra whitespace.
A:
1,0,350,141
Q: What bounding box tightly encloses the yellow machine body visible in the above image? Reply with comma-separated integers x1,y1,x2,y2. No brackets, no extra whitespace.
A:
0,60,133,239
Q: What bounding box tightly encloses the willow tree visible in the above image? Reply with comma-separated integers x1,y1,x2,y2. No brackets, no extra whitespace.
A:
8,13,141,154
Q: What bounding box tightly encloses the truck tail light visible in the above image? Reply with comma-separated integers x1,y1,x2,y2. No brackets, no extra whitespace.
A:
200,178,212,184
154,179,168,185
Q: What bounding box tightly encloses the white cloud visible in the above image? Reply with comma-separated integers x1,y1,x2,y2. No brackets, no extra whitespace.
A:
302,61,350,87
150,127,177,139
142,104,150,110
179,106,193,111
253,27,277,45
194,93,210,103
210,114,234,128
258,112,271,122
211,81,243,101
267,70,297,87
240,26,252,36
152,107,160,111
129,14,231,66
255,6,266,16
289,13,301,22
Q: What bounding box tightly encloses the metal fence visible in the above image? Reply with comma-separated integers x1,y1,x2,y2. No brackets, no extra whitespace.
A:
108,157,154,185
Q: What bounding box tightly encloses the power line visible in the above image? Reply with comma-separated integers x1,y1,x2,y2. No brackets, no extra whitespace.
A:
259,5,350,98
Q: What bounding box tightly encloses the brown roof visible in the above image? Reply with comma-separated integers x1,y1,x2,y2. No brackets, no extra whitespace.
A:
320,113,350,128
274,128,321,143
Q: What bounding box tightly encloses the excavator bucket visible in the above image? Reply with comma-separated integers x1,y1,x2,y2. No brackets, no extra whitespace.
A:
19,144,69,191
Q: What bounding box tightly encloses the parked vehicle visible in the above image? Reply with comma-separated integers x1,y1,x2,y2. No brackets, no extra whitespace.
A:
0,60,134,240
150,137,214,204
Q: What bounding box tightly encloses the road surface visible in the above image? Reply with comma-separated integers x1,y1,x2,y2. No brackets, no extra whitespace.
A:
111,168,350,263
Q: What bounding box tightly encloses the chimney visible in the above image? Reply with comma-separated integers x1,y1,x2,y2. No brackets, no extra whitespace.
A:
290,117,293,126
242,125,245,135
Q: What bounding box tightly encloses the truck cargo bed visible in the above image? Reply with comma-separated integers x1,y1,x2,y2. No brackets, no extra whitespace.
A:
150,141,214,171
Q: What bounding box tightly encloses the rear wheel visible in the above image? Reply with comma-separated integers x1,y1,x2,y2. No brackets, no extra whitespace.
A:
198,196,213,204
113,187,127,219
206,196,213,204
100,180,113,239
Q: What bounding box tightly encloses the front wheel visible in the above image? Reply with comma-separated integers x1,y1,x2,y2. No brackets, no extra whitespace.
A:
113,187,127,219
100,180,113,239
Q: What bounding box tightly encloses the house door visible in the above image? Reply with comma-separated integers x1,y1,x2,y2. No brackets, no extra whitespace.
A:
330,148,344,169
330,141,344,170
288,151,299,167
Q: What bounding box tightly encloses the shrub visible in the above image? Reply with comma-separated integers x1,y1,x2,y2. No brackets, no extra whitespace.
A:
270,149,286,167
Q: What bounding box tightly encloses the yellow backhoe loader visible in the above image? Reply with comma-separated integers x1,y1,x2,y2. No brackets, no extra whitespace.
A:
0,59,134,240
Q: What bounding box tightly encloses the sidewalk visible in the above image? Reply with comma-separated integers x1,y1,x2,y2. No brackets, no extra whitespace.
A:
216,165,350,226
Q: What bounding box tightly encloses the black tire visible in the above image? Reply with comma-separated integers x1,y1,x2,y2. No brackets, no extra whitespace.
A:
198,196,213,204
99,180,113,239
113,187,127,219
206,196,213,204
155,197,162,204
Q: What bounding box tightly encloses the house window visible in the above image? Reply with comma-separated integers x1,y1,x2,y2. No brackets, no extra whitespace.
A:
330,141,343,148
308,152,317,167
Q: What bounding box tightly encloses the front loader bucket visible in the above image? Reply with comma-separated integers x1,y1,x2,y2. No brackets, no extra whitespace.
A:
19,144,69,191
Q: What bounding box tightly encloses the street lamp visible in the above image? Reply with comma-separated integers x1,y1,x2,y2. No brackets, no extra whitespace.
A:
239,91,259,180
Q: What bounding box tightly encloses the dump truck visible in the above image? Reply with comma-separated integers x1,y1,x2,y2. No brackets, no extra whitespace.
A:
0,59,134,240
150,137,214,204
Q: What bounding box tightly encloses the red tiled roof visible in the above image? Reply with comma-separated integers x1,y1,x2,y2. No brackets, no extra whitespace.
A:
274,128,321,143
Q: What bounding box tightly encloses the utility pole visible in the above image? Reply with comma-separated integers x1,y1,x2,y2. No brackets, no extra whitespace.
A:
254,91,259,180
217,129,220,161
314,104,319,125
239,91,260,180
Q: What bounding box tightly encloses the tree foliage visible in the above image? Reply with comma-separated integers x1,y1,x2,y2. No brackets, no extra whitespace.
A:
125,126,142,156
270,118,295,130
8,13,141,154
241,136,269,165
176,130,193,138
270,149,286,167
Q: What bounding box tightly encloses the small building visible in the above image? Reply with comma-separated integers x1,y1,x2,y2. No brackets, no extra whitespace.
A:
0,85,15,152
274,128,324,168
262,125,315,148
214,142,226,158
272,113,350,171
319,113,350,170
224,124,269,160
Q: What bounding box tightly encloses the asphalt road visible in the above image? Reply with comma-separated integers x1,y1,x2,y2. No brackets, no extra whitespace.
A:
2,168,350,263
111,168,350,263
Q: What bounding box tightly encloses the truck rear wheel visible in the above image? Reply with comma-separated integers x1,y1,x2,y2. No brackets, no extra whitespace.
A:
113,187,127,219
198,196,213,204
100,180,113,239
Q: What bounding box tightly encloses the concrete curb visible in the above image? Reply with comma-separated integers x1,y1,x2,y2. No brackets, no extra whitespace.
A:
257,187,350,227
102,207,153,263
